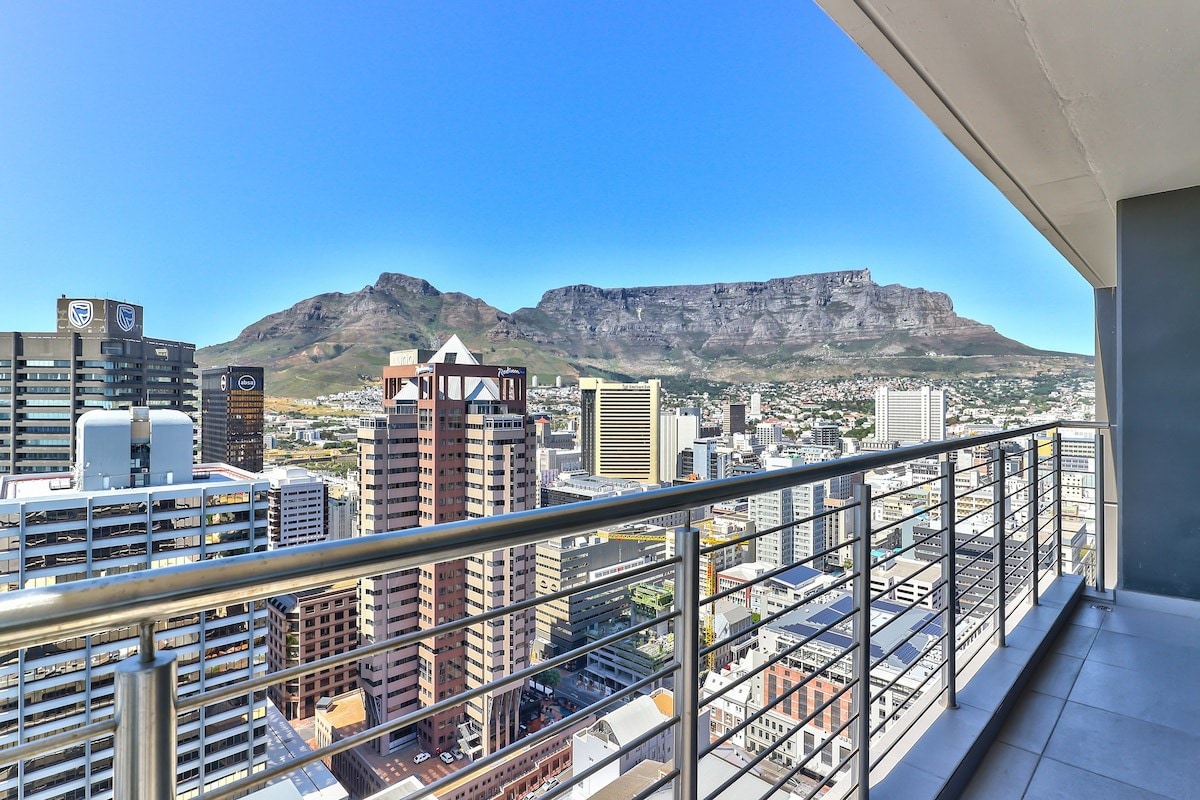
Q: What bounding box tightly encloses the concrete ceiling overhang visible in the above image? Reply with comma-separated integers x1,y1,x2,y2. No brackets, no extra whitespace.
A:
814,0,1200,288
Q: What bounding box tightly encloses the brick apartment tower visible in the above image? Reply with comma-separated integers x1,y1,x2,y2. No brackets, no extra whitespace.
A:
357,336,535,758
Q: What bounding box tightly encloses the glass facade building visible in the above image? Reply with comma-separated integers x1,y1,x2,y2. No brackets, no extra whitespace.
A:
201,367,265,473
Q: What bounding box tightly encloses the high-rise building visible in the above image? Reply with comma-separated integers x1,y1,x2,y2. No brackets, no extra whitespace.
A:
749,455,826,567
0,408,268,800
0,297,196,476
267,581,359,720
811,421,842,451
265,466,330,548
690,438,733,481
579,378,661,483
658,408,701,482
356,336,535,759
722,402,746,436
202,365,265,472
873,386,946,444
534,533,666,660
755,419,784,448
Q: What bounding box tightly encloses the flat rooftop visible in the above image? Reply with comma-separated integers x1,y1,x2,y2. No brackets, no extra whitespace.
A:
0,463,261,502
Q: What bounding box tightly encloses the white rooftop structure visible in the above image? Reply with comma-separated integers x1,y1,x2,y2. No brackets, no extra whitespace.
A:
430,334,480,366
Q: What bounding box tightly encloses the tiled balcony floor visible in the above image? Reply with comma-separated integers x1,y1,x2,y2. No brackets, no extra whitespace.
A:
962,595,1200,799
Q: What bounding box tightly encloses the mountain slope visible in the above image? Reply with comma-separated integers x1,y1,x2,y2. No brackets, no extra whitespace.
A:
198,270,1085,397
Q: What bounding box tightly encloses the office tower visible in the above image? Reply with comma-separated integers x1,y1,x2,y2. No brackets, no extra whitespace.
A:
750,392,762,417
357,336,535,758
267,581,359,720
265,466,330,548
327,485,358,541
579,378,661,483
811,421,842,451
722,402,746,435
0,297,196,476
873,386,946,444
534,534,666,659
690,438,732,481
659,408,701,482
750,487,793,568
792,481,827,563
201,365,265,472
0,408,268,800
756,419,784,448
749,455,826,567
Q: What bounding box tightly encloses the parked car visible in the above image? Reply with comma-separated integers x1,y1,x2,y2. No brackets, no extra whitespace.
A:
413,752,432,764
439,751,456,764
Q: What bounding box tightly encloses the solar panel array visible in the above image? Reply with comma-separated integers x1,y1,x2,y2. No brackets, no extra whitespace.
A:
777,595,941,669
873,599,908,615
809,607,847,627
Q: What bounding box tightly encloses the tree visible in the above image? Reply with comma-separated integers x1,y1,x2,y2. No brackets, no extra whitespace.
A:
537,668,562,689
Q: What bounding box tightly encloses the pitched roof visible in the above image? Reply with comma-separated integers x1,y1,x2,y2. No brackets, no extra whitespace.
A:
430,335,479,365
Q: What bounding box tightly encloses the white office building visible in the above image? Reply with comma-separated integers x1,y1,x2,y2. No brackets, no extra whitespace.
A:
749,456,826,567
873,387,947,444
264,466,329,549
0,408,270,800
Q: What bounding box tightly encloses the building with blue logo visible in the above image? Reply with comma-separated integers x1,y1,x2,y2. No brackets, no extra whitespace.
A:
0,297,196,475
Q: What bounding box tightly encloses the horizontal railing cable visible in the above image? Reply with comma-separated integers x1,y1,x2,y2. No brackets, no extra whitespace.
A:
0,421,1075,651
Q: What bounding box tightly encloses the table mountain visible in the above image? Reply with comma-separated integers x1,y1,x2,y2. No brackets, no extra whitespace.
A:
197,269,1084,397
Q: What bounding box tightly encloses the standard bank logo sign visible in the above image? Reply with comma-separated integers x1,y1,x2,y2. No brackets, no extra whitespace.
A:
68,300,93,329
116,304,136,332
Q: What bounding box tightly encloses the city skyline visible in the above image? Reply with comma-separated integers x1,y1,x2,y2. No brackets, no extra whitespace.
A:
0,3,1093,354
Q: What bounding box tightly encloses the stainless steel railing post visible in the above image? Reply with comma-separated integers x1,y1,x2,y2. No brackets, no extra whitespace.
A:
1029,436,1040,607
939,460,958,710
992,443,1006,648
1054,431,1064,576
1094,431,1106,592
851,483,872,800
674,512,700,800
114,622,177,800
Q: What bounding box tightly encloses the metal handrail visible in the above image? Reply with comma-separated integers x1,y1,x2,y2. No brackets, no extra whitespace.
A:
0,421,1075,652
0,418,1110,800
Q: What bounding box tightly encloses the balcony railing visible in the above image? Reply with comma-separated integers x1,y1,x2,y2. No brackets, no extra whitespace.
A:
0,420,1108,800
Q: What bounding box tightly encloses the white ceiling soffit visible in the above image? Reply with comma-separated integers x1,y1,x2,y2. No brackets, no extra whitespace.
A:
814,0,1200,288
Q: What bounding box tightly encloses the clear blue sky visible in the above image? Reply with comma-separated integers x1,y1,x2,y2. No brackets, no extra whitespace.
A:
0,2,1093,354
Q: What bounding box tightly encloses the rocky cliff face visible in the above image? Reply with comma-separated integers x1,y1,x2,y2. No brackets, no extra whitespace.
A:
198,269,1070,397
503,269,1032,372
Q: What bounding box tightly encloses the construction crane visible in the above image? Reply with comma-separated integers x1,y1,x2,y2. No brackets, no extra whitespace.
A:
601,519,745,673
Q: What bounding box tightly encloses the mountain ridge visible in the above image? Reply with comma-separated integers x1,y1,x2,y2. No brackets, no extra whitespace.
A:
197,269,1088,397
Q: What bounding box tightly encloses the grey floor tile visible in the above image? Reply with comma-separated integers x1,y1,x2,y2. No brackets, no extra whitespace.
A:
1008,603,1060,632
1044,701,1200,799
1068,658,1200,737
958,651,1027,714
1068,601,1110,629
1004,623,1046,654
996,690,1065,754
1050,622,1098,658
1087,628,1200,676
960,742,1039,799
1101,603,1200,644
1026,652,1083,699
1024,757,1174,800
871,762,944,800
1037,576,1082,608
892,702,990,780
